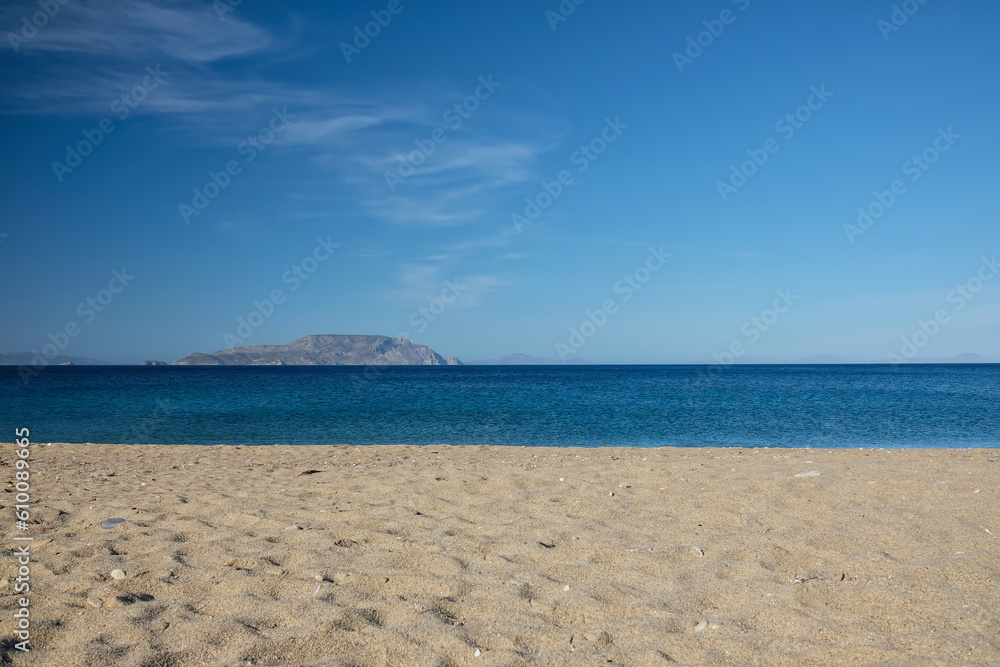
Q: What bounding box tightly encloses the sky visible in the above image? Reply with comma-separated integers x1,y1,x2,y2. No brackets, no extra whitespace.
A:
0,0,998,364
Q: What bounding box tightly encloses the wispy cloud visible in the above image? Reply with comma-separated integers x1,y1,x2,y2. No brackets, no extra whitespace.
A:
386,264,507,310
0,0,555,231
348,242,388,259
404,227,525,264
309,135,545,226
382,141,539,185
3,68,318,118
283,116,383,144
1,0,271,62
362,190,488,227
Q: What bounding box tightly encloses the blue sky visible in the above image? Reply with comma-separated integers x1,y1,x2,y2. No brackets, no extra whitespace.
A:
0,0,998,364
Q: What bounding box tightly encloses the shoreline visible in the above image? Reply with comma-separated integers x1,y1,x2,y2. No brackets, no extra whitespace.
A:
3,443,998,665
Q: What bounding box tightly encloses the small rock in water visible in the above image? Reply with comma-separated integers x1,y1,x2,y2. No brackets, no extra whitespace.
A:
794,471,822,478
694,620,707,632
691,546,705,557
86,597,104,608
110,569,126,580
101,518,125,529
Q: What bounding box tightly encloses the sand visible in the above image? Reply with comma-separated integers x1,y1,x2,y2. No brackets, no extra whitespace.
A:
1,443,998,666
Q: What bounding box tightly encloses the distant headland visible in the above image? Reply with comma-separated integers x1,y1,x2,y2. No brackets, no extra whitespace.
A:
172,334,462,366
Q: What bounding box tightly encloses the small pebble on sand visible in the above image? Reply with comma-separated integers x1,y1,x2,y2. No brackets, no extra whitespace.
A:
694,620,707,632
691,546,705,557
111,569,126,580
86,597,104,608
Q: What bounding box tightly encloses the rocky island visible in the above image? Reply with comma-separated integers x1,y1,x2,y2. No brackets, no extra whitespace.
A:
172,334,462,366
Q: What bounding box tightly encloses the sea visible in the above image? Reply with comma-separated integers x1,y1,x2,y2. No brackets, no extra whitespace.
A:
2,364,999,448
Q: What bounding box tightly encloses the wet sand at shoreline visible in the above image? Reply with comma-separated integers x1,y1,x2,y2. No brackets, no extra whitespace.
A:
2,443,998,666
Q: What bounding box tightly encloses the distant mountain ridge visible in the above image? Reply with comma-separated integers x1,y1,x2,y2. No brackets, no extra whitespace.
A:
172,335,462,366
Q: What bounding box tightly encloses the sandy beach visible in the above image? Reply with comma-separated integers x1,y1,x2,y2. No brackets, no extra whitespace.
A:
2,443,998,666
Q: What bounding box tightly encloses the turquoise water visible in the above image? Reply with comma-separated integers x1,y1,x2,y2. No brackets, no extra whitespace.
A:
2,364,998,448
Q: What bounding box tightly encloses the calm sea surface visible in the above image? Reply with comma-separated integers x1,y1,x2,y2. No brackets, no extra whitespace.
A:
2,365,998,448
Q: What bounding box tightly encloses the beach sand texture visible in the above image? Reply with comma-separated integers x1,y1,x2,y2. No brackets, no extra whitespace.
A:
1,443,998,666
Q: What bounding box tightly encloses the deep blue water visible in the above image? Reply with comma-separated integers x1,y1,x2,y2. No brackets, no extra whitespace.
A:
2,365,999,448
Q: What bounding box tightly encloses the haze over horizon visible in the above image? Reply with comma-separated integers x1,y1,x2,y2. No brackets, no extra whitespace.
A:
1,0,998,365
1,338,994,367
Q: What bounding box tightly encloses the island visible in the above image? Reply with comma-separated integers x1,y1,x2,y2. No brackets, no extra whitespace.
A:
172,334,462,366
